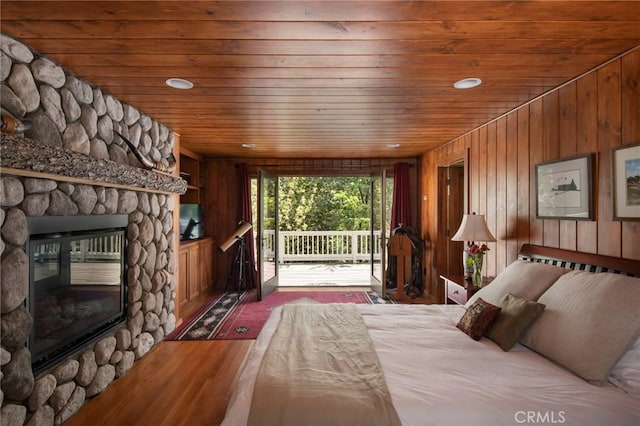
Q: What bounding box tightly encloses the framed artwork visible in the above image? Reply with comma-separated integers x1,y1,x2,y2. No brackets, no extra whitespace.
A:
612,143,640,221
536,154,594,220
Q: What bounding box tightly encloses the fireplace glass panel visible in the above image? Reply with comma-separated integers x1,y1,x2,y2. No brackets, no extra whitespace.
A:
29,225,126,372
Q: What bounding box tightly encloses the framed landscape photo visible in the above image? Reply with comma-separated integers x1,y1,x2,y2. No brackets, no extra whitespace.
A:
536,154,594,220
612,143,640,221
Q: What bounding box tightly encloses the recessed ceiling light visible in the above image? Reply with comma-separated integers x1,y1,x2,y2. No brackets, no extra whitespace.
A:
165,78,194,89
453,78,482,89
386,143,400,148
241,143,256,148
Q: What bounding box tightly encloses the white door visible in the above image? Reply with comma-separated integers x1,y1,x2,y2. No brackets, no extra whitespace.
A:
258,170,278,300
370,170,387,297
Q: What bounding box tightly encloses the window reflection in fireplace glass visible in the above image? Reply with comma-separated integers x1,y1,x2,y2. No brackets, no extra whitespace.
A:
30,230,125,370
33,242,60,281
69,235,123,285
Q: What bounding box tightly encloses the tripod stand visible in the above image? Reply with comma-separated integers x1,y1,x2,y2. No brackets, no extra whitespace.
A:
220,221,253,302
227,236,246,302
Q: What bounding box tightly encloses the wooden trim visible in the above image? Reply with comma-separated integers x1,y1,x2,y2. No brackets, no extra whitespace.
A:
518,244,640,276
0,167,176,195
180,146,203,161
172,132,182,323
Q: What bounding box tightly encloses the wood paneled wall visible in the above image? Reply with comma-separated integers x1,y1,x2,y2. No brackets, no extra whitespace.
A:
202,157,419,290
420,47,640,302
202,159,237,291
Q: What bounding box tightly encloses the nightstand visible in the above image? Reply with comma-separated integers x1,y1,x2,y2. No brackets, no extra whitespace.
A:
441,274,481,305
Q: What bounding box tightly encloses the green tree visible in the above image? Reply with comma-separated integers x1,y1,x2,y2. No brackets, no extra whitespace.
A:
278,176,374,231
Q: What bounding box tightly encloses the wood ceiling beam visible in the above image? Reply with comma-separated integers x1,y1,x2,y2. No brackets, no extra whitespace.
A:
6,21,639,41
54,64,615,79
4,1,639,22
49,53,614,68
10,38,638,56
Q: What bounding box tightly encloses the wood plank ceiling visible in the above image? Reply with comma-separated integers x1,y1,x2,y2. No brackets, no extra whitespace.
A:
1,1,639,159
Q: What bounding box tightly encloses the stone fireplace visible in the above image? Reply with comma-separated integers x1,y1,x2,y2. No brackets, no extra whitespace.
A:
0,144,186,425
1,33,186,425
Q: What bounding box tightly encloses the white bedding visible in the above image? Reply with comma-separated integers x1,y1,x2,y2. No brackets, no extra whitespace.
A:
222,304,640,426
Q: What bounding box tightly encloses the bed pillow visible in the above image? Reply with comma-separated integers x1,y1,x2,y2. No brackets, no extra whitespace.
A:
520,271,640,385
485,293,545,351
456,298,501,341
465,259,569,308
608,335,640,397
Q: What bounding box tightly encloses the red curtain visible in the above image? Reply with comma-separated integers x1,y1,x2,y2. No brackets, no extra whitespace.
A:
390,162,411,230
232,163,257,290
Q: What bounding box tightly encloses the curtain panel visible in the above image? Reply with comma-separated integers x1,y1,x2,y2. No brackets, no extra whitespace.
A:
390,162,412,230
233,163,258,290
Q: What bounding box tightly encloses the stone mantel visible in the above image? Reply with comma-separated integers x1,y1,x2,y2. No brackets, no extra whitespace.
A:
1,135,186,195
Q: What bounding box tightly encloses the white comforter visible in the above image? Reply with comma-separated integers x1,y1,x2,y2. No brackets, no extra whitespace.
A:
222,304,640,426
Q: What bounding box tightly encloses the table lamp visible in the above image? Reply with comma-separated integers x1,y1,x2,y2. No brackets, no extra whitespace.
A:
451,213,496,280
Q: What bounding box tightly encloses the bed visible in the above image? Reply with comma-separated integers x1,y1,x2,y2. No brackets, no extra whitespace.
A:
222,245,640,426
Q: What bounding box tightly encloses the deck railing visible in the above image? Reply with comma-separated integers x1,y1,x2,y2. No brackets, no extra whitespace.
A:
262,230,383,263
34,235,123,262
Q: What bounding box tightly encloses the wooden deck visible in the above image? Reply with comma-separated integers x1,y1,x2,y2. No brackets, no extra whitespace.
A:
277,262,372,287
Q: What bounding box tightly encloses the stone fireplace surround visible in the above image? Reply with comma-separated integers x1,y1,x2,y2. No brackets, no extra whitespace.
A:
1,33,186,425
1,153,182,425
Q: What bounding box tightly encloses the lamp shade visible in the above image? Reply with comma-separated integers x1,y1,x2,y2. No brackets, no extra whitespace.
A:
451,214,496,243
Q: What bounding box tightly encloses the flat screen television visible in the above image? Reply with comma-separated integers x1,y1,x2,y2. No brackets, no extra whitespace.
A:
179,204,204,241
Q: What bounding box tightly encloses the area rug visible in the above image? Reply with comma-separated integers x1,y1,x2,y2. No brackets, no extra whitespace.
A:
166,290,388,341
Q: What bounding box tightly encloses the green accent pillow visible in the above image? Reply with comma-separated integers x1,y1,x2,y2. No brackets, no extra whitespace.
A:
456,298,501,341
486,293,545,351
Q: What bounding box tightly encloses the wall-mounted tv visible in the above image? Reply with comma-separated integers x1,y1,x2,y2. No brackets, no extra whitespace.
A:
179,204,204,241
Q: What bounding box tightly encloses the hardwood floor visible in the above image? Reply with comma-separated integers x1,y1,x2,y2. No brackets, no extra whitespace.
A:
66,340,253,426
179,289,215,326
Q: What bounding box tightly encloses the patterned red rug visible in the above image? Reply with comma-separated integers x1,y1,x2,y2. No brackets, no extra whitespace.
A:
166,289,387,341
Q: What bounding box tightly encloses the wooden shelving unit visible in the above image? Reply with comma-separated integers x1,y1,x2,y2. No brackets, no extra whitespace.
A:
176,146,215,323
179,147,204,205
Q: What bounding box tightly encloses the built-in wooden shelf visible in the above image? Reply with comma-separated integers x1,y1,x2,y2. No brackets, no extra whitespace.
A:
179,147,204,204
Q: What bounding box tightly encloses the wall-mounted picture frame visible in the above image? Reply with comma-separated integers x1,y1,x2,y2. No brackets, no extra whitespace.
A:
536,154,594,220
612,143,640,221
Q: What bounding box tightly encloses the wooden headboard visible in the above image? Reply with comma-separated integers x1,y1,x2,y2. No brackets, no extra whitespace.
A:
518,244,640,278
